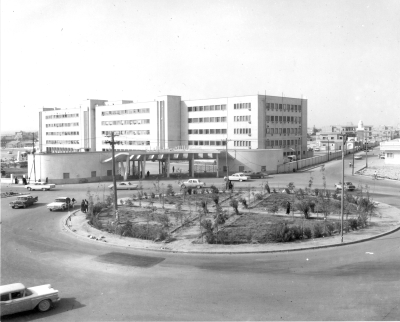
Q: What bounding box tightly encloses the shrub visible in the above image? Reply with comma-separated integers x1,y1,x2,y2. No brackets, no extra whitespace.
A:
157,213,171,228
151,192,156,199
268,200,280,215
357,213,368,228
125,199,133,207
212,194,219,205
240,198,248,209
324,222,335,236
291,225,302,239
313,188,319,196
229,199,239,215
295,199,311,219
79,178,89,183
348,218,358,230
156,229,169,241
254,193,263,200
312,223,323,238
275,222,293,242
166,184,175,196
303,227,312,239
210,185,219,194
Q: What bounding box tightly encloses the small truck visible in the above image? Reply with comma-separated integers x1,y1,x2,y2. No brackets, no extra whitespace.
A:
9,195,38,209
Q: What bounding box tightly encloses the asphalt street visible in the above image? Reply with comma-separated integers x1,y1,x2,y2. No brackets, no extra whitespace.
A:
1,149,400,321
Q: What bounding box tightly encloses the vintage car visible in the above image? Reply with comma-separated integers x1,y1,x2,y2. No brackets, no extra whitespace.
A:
180,179,206,189
108,182,139,190
224,173,248,182
334,182,356,191
26,182,56,191
243,171,268,179
0,283,60,316
354,155,363,160
47,197,70,211
9,195,38,209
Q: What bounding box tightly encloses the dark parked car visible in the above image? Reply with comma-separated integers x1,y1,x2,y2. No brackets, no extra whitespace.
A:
244,171,268,179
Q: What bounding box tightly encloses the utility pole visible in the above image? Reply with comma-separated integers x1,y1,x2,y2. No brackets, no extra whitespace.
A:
225,138,229,176
341,133,347,243
365,139,368,168
105,132,121,220
29,133,37,183
352,145,355,176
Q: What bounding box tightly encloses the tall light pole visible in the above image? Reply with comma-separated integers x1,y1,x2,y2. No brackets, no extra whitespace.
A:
341,132,347,243
105,132,121,220
365,139,368,168
225,138,229,176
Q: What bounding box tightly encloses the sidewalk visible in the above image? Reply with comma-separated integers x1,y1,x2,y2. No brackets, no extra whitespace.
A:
63,202,400,254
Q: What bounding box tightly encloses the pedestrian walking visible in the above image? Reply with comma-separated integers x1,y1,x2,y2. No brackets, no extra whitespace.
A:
71,198,76,208
286,201,291,215
147,170,150,178
374,170,377,180
84,199,89,212
349,162,352,168
172,166,175,173
81,200,85,213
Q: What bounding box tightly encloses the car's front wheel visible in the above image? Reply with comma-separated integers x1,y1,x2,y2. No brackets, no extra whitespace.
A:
197,185,201,189
181,185,186,189
37,299,52,312
28,187,32,191
42,188,46,191
239,179,243,182
49,209,53,211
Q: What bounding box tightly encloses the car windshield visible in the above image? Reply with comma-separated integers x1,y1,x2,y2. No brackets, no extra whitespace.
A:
346,182,353,185
55,199,66,202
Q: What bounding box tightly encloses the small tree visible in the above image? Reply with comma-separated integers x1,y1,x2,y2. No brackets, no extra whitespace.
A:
295,199,311,219
267,199,279,215
166,184,175,196
230,199,239,215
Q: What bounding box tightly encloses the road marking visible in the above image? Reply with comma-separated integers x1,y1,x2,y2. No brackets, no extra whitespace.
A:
365,252,374,255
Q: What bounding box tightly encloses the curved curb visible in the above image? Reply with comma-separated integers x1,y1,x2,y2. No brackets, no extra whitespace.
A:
61,211,400,255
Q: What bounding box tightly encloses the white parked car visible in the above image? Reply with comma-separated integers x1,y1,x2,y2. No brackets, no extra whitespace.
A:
108,182,139,190
224,173,248,182
181,179,206,189
26,182,56,191
0,283,60,316
354,155,362,160
47,197,70,211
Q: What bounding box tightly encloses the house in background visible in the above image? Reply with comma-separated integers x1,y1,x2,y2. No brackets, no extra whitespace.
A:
380,139,400,165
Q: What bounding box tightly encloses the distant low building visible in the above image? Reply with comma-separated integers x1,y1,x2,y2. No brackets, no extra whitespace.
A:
380,139,400,165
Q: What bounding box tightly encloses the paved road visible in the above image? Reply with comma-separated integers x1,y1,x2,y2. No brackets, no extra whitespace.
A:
1,149,400,321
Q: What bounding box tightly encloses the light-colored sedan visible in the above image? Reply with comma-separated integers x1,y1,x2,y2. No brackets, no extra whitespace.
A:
26,182,56,191
0,283,60,316
47,197,69,211
354,155,362,160
181,179,206,189
108,182,139,190
224,173,249,182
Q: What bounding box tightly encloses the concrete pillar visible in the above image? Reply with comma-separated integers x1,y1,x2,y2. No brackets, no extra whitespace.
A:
142,157,147,178
166,154,170,178
137,161,141,178
189,153,194,177
215,154,219,178
124,155,130,180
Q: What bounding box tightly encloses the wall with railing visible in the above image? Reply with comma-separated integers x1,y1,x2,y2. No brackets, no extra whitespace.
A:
277,149,356,173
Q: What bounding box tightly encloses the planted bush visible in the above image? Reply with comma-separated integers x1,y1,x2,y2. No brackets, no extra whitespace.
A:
313,223,323,238
348,218,358,230
303,227,312,239
210,185,219,194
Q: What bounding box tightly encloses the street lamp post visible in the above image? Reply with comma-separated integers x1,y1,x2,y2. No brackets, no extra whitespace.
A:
327,137,330,161
340,133,347,243
365,139,368,168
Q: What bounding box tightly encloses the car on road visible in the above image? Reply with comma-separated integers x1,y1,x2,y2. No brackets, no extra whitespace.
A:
0,283,60,316
379,154,385,159
9,195,38,209
7,151,12,154
26,182,56,191
108,182,139,190
224,173,248,182
243,171,268,179
334,182,356,191
47,197,70,211
314,147,320,151
180,179,206,189
354,155,362,160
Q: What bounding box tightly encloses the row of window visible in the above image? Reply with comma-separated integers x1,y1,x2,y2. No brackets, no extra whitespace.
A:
233,103,251,110
265,139,301,146
266,116,301,123
46,123,79,128
188,105,226,112
233,141,251,147
46,131,79,136
266,103,302,112
101,108,150,116
45,113,79,119
46,147,79,153
101,130,150,136
233,115,251,122
266,128,300,134
101,119,150,126
188,117,227,123
188,141,226,146
234,128,251,134
102,140,150,146
46,140,79,144
188,129,227,134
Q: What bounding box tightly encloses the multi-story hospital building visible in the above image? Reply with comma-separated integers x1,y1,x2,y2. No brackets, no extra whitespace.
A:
38,93,307,158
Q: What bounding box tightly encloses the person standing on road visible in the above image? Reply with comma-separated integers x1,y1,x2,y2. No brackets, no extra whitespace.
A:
147,170,150,178
71,198,76,208
66,197,71,210
172,166,175,173
81,200,85,213
374,170,377,179
286,201,291,215
349,162,352,168
84,199,89,212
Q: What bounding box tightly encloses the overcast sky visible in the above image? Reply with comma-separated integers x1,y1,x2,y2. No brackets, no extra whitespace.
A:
1,0,400,133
